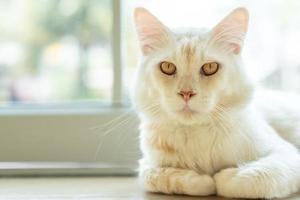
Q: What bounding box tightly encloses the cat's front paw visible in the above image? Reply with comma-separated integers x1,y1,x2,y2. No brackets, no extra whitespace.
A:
141,168,216,196
214,168,239,198
214,167,297,199
182,172,216,196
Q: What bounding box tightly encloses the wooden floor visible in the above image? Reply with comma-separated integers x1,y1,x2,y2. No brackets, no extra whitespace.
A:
0,176,299,200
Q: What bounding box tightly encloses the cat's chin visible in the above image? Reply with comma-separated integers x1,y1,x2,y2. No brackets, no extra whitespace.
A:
176,114,210,125
170,109,210,125
178,106,198,115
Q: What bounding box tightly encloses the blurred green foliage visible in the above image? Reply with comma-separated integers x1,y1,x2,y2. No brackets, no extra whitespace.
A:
0,0,113,103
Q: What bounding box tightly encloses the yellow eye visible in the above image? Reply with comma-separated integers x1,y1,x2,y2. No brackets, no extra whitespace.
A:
201,62,219,76
159,61,176,75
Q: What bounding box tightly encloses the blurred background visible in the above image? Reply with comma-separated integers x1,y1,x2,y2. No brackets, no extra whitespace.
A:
0,0,112,105
0,0,300,107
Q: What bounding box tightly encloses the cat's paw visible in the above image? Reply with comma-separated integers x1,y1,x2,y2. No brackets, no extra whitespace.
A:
214,167,296,199
214,168,239,198
181,172,216,196
141,168,216,196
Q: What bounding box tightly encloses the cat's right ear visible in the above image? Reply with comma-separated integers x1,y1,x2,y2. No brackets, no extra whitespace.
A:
211,7,249,55
134,7,172,55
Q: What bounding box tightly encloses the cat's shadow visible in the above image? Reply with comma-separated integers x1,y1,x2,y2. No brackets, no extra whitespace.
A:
141,192,300,200
142,192,241,200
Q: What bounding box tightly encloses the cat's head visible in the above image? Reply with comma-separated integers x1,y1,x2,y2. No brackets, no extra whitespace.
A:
132,7,253,124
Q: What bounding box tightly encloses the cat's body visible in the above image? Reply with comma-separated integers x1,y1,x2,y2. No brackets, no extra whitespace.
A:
133,7,300,199
138,90,300,198
257,90,300,148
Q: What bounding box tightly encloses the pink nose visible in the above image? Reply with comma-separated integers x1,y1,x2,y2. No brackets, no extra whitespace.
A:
178,90,196,102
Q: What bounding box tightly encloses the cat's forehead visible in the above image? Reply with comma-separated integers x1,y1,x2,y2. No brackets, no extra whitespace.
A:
169,29,210,65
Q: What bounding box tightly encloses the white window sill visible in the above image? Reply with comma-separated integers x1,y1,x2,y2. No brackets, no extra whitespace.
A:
0,104,140,175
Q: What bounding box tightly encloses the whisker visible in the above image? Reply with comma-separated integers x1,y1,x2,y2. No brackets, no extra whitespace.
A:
94,116,135,160
212,104,255,162
93,103,161,161
89,109,133,132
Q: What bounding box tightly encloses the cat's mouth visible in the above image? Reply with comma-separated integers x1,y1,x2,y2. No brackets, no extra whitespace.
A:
178,105,198,115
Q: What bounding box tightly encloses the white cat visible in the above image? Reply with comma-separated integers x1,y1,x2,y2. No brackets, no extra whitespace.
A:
132,7,300,199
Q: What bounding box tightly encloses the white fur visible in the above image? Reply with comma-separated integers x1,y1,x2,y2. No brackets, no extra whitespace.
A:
132,7,300,199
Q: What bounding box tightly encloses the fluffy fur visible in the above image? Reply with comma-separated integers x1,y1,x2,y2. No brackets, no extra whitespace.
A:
132,7,300,199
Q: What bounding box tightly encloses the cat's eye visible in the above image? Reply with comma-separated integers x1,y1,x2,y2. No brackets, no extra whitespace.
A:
159,61,176,75
201,62,219,76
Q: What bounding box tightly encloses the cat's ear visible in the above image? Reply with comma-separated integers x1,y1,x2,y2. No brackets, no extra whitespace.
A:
211,7,249,54
134,7,172,55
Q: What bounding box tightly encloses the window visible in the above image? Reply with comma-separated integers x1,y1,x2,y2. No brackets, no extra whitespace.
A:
0,0,114,105
0,0,137,176
0,0,299,175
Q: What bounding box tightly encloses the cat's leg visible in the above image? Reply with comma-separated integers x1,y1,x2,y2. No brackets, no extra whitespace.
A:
139,167,216,196
214,150,300,199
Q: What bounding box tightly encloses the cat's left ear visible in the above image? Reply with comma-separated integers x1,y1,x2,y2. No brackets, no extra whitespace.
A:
211,7,249,54
134,7,173,55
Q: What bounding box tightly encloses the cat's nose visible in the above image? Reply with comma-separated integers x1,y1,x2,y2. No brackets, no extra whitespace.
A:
178,90,196,102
